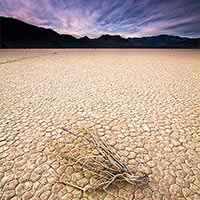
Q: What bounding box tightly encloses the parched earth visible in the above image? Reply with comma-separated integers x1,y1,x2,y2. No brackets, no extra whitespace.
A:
0,49,199,200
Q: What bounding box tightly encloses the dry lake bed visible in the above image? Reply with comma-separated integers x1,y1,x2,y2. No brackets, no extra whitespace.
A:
0,49,200,200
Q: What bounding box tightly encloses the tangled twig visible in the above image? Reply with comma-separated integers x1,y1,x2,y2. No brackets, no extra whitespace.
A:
58,127,148,192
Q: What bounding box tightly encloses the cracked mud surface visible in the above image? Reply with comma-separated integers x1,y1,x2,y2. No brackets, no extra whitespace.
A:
0,49,200,200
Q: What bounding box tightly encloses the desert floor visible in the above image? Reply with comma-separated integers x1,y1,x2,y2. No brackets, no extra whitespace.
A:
0,49,200,200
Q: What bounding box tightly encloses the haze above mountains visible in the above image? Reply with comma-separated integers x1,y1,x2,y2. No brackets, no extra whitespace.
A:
1,16,199,48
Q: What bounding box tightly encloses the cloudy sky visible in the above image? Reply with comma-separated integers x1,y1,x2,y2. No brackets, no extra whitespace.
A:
0,0,199,38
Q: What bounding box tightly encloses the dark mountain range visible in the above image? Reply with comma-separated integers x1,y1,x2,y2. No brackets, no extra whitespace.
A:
128,35,187,47
0,16,199,48
93,35,129,47
0,16,87,48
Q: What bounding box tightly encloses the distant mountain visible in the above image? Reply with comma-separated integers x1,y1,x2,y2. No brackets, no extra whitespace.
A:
80,34,149,48
93,35,129,47
163,38,200,48
0,16,199,48
128,35,186,47
0,16,87,48
127,34,200,48
80,36,90,41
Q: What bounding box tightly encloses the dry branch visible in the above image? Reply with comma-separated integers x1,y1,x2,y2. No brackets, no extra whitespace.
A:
58,127,148,192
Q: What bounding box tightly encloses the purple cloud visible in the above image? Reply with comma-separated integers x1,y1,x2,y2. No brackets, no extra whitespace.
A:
0,0,199,38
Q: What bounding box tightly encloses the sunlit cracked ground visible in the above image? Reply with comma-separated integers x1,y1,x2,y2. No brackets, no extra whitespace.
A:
0,49,200,200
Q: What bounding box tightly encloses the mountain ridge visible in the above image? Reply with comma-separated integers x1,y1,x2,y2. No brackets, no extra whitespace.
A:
1,16,199,48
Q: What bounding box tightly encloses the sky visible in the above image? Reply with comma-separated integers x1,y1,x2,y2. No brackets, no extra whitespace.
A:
0,0,200,38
